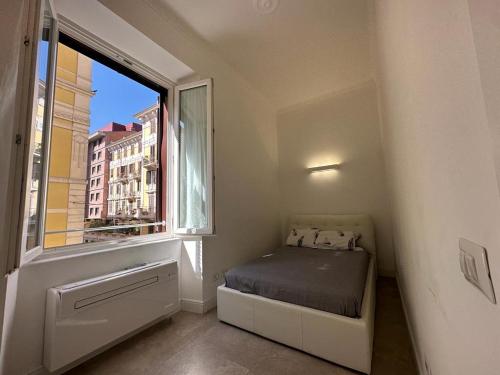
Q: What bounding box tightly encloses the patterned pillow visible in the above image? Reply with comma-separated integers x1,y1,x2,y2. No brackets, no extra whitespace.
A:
315,230,358,250
286,228,319,248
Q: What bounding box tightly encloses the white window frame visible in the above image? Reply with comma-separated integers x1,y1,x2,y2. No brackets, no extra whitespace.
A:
172,78,215,236
13,0,60,267
14,12,178,263
15,7,216,264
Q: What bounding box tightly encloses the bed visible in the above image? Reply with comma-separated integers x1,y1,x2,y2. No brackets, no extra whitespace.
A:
217,214,377,374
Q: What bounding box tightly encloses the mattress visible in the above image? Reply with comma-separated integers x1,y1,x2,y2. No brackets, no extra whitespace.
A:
224,247,370,318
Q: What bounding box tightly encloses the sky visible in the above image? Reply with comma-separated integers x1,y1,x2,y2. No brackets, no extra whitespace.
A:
90,60,158,133
38,41,159,134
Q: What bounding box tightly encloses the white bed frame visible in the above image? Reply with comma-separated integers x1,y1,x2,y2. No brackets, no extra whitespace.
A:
217,214,377,374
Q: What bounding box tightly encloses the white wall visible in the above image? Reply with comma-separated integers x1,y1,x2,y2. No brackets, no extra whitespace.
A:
100,0,282,308
468,0,500,195
277,81,394,275
374,0,500,374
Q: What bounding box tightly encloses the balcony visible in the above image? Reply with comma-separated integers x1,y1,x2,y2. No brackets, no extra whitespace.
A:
125,191,139,202
143,156,158,170
128,171,141,180
112,209,138,219
146,184,156,193
139,207,156,218
118,173,128,183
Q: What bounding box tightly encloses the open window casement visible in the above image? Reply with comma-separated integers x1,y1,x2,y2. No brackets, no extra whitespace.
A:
13,0,59,267
173,79,214,235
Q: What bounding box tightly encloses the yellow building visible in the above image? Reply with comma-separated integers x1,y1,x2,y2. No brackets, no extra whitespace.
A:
43,43,93,248
134,104,159,219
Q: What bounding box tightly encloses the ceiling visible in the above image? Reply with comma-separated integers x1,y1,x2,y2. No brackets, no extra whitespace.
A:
159,0,372,109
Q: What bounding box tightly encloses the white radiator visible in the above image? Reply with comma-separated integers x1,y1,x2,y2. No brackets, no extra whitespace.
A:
44,260,179,372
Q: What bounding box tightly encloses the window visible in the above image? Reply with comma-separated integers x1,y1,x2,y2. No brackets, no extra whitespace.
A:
22,1,51,253
18,6,213,258
150,145,156,162
174,79,214,234
20,31,166,250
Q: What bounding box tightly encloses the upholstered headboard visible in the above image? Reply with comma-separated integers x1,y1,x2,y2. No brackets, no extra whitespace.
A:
287,214,377,256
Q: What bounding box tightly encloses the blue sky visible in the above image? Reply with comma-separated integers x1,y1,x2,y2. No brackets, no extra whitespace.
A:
90,61,158,133
38,42,158,133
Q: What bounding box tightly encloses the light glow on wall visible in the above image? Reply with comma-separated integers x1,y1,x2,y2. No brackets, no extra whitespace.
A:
306,154,342,175
306,156,342,178
306,164,340,173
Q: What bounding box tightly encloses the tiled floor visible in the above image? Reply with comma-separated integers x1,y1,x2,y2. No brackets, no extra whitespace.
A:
67,277,417,374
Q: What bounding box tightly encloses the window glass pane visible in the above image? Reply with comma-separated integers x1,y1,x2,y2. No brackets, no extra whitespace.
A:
26,1,53,250
42,39,164,249
178,85,208,229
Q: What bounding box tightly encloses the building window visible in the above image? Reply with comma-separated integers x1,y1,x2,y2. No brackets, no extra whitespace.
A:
150,145,156,161
19,14,213,256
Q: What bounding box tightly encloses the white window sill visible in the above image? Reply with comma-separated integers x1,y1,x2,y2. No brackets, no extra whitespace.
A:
27,233,180,265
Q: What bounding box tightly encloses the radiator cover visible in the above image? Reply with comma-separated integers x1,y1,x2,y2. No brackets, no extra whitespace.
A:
44,260,178,372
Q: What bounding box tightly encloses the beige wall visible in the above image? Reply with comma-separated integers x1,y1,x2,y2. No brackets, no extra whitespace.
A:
374,0,500,374
277,81,394,275
468,0,500,195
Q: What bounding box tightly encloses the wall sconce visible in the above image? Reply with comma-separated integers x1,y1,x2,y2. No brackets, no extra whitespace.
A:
306,164,341,173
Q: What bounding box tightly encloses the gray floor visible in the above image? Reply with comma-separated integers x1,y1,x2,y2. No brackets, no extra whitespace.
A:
67,277,417,375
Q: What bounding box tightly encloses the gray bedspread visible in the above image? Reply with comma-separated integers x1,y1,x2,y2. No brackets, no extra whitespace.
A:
224,247,370,318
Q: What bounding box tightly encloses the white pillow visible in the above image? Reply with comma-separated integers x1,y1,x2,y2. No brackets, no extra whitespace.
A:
286,228,319,248
315,230,358,250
